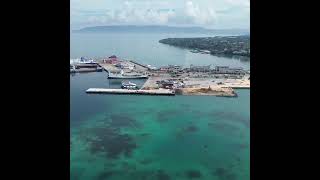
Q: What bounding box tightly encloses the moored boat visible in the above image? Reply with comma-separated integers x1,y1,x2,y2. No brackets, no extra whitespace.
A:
121,81,138,89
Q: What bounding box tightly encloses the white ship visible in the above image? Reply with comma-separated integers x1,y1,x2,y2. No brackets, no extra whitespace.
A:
70,57,97,65
108,70,148,79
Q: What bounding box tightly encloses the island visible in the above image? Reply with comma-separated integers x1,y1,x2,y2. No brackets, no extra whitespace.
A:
72,25,249,35
159,35,250,57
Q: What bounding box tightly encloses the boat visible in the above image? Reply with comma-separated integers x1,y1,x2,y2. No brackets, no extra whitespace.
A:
121,81,138,89
71,57,98,64
190,49,200,53
108,70,148,79
70,65,76,73
96,67,103,72
147,64,157,70
199,50,211,54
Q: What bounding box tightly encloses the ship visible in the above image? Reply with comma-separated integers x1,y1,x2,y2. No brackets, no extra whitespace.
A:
108,70,148,79
121,81,138,89
70,57,97,65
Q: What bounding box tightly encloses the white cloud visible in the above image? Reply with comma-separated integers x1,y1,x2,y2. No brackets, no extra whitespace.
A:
71,0,249,29
184,1,217,25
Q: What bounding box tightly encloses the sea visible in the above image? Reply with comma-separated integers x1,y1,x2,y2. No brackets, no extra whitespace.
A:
70,32,250,180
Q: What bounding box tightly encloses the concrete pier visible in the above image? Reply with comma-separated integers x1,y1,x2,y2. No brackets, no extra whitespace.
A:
70,68,103,73
86,88,175,96
98,63,121,73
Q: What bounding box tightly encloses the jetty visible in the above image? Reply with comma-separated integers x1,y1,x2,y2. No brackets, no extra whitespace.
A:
86,88,175,96
98,63,120,73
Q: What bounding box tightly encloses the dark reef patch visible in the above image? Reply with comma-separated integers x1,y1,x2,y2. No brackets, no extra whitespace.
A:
208,122,239,132
109,114,141,129
156,110,179,122
184,125,199,133
97,171,115,180
139,133,151,137
121,162,137,172
81,126,137,159
185,170,202,179
156,170,171,180
213,167,236,180
139,158,153,165
209,111,250,128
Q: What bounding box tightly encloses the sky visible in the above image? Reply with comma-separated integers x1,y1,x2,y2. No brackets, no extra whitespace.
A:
71,0,250,30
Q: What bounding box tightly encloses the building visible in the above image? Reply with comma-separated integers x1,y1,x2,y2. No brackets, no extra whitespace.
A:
157,80,175,89
159,65,182,72
215,66,244,74
115,62,134,70
103,55,120,64
189,64,211,72
215,66,229,73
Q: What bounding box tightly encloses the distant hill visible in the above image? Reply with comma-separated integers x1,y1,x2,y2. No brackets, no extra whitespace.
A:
73,25,249,35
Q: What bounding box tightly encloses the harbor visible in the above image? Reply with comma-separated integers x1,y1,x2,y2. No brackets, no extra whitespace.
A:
71,55,250,97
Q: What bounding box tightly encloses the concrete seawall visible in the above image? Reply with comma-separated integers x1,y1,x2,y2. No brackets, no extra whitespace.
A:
86,88,175,96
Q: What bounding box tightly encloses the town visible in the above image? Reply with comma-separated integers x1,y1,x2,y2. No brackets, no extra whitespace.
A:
71,55,250,97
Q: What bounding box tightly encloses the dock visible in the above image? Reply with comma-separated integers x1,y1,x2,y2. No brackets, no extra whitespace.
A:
129,60,149,70
223,85,250,89
98,62,121,73
86,88,175,96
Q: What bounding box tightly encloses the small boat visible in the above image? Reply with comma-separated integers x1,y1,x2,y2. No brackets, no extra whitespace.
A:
190,49,200,53
199,50,211,54
121,81,138,89
70,65,76,73
96,67,103,72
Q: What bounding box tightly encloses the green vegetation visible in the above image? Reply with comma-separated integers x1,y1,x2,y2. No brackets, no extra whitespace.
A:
159,35,250,57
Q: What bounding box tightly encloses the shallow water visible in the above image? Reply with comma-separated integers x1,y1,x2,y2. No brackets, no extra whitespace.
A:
70,72,249,180
71,32,250,180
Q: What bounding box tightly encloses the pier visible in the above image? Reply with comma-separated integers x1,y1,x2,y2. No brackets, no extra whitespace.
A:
70,68,103,73
86,88,175,96
98,62,120,73
129,60,149,70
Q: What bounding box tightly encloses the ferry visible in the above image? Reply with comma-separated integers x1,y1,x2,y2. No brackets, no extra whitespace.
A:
70,57,97,65
121,81,138,89
108,70,148,79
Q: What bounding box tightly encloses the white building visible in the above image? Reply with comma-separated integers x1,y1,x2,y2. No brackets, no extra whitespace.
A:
215,66,244,74
189,64,211,72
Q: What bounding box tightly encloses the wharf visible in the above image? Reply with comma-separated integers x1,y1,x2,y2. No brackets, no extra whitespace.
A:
222,85,250,89
86,88,175,96
98,62,121,73
129,60,149,70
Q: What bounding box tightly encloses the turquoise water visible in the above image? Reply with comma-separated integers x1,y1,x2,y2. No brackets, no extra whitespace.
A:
71,32,250,180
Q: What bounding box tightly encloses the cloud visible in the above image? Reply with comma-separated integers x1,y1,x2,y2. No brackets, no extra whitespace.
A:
183,1,217,25
84,1,217,26
71,0,249,29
